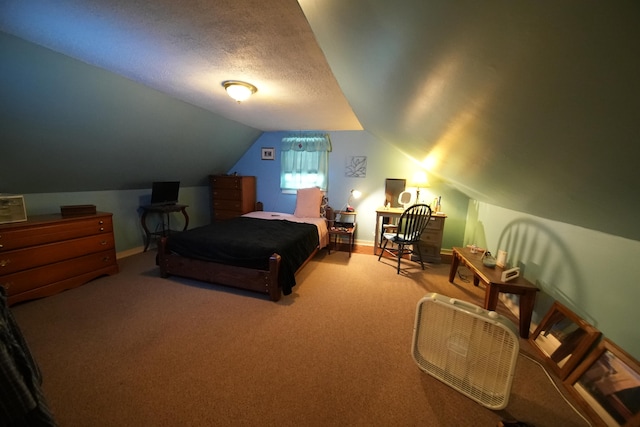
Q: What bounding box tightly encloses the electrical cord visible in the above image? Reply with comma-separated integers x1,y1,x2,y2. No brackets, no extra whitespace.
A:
517,352,592,426
457,266,471,283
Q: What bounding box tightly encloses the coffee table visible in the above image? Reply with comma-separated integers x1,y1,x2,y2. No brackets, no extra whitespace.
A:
449,246,539,338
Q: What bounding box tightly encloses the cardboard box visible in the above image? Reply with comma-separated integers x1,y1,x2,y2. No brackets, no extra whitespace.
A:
60,204,97,217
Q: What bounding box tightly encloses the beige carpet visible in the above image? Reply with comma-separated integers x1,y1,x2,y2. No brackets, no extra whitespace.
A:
12,249,591,426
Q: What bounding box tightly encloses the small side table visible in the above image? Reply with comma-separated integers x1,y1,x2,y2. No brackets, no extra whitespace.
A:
327,211,357,257
141,204,189,251
328,223,357,257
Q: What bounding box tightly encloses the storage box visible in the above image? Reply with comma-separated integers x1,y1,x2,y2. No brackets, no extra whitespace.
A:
60,204,97,217
0,194,27,224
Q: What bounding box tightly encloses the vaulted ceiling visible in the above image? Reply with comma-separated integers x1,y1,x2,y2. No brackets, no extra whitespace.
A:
2,1,639,241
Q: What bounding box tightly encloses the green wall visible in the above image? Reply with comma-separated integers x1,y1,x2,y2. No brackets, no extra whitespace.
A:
466,201,640,360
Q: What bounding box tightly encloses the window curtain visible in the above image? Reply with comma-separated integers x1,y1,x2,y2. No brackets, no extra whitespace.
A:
280,133,332,191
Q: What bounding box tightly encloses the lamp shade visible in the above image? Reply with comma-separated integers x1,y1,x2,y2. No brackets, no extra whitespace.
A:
411,171,429,187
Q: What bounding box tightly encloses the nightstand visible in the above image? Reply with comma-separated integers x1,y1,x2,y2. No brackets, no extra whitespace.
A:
328,210,356,257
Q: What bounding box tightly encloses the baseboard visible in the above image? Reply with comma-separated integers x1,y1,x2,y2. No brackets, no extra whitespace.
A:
116,246,145,259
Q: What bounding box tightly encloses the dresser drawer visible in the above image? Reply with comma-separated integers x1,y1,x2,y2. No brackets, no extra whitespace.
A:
211,176,243,189
1,250,116,297
213,210,242,220
213,199,243,211
0,215,113,252
0,234,115,275
212,188,242,201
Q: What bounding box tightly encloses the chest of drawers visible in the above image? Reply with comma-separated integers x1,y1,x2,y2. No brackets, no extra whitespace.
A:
209,175,256,221
0,212,119,305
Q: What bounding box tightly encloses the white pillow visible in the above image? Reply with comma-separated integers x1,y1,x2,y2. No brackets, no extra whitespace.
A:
294,187,323,218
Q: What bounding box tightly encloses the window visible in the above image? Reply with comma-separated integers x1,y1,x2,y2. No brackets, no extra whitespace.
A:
280,133,331,192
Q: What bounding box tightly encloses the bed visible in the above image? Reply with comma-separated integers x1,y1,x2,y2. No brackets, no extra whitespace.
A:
157,188,329,301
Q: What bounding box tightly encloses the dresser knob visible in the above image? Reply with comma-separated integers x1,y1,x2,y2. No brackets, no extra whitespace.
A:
99,227,105,231
99,220,104,224
1,282,10,290
0,244,3,249
100,240,107,246
0,259,10,267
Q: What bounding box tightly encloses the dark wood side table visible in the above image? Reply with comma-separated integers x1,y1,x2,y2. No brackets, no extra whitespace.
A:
140,204,189,251
328,223,357,257
448,246,539,338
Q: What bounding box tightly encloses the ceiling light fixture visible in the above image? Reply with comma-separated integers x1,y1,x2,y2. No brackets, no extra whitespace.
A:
222,80,257,103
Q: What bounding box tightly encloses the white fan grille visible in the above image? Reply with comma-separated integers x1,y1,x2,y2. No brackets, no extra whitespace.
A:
412,294,519,410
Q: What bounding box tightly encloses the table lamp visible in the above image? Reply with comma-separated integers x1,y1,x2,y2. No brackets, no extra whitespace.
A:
411,171,429,203
346,189,361,212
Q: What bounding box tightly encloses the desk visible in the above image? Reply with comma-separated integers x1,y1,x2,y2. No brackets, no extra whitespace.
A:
141,204,189,251
448,246,539,338
374,207,446,261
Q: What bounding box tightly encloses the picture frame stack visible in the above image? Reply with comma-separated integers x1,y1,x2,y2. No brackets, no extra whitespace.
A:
529,301,640,427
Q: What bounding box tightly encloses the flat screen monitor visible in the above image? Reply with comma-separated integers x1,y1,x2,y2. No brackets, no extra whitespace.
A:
150,181,180,206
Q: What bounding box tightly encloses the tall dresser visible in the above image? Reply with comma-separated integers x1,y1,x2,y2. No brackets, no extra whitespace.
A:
209,175,257,221
0,212,119,305
415,213,447,263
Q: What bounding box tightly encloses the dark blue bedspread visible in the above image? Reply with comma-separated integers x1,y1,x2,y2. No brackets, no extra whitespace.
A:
167,217,319,295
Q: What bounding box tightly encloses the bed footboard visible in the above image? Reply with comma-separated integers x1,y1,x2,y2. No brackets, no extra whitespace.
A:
158,237,282,301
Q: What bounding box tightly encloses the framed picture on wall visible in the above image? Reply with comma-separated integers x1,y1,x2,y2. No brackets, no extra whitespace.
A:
563,339,640,427
529,301,601,379
345,156,367,177
261,147,275,160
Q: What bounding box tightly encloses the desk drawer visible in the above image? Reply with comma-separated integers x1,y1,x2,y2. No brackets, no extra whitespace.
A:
421,229,443,244
0,234,115,275
426,216,444,231
416,241,440,258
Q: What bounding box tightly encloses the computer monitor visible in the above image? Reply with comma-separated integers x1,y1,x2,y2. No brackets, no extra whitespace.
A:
150,181,180,206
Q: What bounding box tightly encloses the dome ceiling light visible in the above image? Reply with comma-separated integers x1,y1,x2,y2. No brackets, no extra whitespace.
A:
222,80,257,103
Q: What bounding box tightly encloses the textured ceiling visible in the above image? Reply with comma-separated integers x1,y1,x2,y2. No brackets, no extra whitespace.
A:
2,0,640,241
0,0,361,131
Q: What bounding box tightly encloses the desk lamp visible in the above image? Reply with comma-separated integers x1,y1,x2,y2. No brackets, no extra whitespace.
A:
411,171,429,203
345,189,361,212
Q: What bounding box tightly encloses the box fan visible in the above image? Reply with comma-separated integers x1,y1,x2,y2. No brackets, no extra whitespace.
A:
412,293,519,410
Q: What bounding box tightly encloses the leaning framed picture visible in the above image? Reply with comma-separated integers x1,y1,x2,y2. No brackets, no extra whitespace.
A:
529,301,601,379
564,338,640,427
261,147,275,160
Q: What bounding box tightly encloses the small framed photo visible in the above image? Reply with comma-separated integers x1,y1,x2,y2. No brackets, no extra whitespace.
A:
564,339,640,427
261,147,275,160
529,301,601,379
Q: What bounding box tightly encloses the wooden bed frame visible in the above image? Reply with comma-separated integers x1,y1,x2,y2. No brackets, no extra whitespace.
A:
157,236,318,301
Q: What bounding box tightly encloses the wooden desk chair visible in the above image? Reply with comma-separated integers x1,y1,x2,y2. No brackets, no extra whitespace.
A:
378,204,432,273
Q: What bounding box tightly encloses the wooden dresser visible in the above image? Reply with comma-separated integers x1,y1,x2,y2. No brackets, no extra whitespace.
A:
209,175,256,221
0,212,119,305
415,213,447,263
